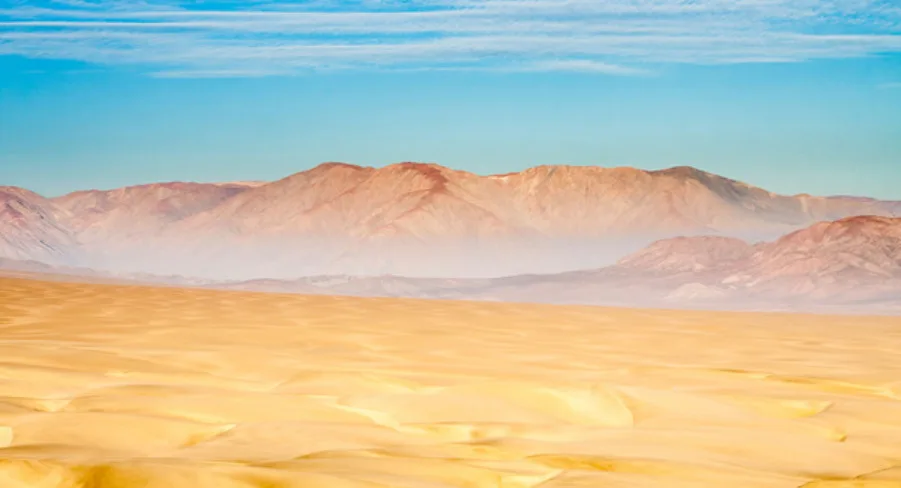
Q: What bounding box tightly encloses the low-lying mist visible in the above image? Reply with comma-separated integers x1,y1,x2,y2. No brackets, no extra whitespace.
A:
70,236,673,281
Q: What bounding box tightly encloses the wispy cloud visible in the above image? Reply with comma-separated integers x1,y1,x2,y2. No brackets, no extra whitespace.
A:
1,0,899,77
151,68,296,78
878,81,901,89
512,59,651,75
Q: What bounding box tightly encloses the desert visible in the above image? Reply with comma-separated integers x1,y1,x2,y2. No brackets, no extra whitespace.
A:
3,1,901,485
1,275,900,487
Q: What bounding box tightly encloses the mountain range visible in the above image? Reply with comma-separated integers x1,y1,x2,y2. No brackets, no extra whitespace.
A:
3,162,900,281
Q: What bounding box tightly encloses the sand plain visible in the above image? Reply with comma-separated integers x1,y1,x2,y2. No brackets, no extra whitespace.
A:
0,276,900,487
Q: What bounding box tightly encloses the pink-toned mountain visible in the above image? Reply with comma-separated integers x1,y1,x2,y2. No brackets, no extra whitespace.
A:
52,181,252,244
3,162,901,279
0,186,77,264
147,162,901,278
165,162,901,242
603,215,901,304
720,216,901,299
617,236,757,273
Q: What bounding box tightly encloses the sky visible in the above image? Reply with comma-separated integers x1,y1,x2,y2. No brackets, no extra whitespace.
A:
0,0,900,199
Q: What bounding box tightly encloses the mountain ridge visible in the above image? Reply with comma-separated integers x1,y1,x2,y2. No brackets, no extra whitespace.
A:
4,162,900,280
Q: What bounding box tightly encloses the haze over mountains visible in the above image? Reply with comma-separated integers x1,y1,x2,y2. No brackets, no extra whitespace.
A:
9,214,896,314
3,162,900,284
204,216,901,314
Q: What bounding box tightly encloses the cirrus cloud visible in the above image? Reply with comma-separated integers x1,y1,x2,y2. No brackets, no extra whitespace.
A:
0,0,900,77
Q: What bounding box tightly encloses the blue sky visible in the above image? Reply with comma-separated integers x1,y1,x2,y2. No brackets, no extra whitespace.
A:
1,0,900,199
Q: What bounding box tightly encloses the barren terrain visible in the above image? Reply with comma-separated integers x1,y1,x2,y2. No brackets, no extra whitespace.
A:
5,163,901,279
1,276,901,487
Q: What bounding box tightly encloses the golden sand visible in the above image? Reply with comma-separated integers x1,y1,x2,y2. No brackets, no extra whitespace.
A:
0,276,900,487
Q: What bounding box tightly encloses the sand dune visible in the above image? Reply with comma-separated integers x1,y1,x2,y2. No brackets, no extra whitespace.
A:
1,276,901,487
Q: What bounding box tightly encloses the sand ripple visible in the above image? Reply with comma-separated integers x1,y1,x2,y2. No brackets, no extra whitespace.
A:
1,276,901,487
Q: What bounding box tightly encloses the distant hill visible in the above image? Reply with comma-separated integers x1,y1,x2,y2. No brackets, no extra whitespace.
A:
0,186,78,264
3,162,900,280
